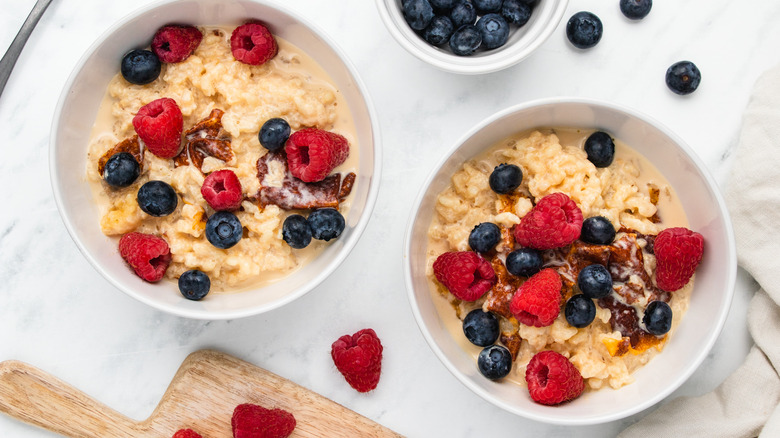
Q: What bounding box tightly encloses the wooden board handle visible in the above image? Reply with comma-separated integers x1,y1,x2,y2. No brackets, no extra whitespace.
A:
0,360,142,437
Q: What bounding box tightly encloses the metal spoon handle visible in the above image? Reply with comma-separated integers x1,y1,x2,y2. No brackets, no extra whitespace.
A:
0,0,55,99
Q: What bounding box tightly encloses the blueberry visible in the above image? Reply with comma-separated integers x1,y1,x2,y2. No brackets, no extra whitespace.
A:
489,163,523,194
403,0,435,31
103,152,140,188
450,1,477,28
205,211,243,249
501,0,532,27
620,0,652,20
120,49,161,85
643,300,673,335
282,214,312,249
429,0,457,11
449,25,482,56
473,0,501,14
259,118,290,152
566,11,603,49
584,131,615,168
581,216,616,245
178,270,211,301
505,248,543,277
307,208,345,241
478,344,512,380
468,222,501,253
577,264,613,299
137,180,177,216
423,15,455,46
463,309,500,347
666,61,701,95
565,294,597,328
476,14,509,50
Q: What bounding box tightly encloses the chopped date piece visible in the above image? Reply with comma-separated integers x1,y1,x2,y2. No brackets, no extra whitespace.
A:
598,295,666,354
499,331,522,361
174,109,233,171
483,256,521,319
97,135,143,175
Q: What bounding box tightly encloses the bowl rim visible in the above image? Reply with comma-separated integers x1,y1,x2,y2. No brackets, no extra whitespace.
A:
402,96,737,424
374,0,570,74
49,0,382,320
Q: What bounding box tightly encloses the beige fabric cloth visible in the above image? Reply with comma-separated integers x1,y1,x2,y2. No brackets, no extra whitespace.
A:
619,67,780,437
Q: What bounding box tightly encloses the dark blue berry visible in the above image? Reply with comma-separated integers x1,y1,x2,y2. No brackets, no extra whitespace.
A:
121,49,161,85
282,214,312,249
666,61,701,95
259,118,290,152
476,14,509,50
423,15,455,46
489,163,523,194
643,300,673,335
501,0,532,27
620,0,652,20
429,0,457,11
403,0,435,31
103,152,140,188
307,208,345,241
473,0,501,15
478,344,512,380
178,270,211,301
584,131,615,168
505,248,543,277
580,216,616,245
468,222,501,253
463,309,500,347
565,294,596,328
206,211,243,249
577,264,613,299
450,25,482,56
450,1,477,28
566,11,603,49
137,180,177,216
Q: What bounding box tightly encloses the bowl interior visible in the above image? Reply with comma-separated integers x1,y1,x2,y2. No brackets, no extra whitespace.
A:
405,99,735,424
52,0,378,319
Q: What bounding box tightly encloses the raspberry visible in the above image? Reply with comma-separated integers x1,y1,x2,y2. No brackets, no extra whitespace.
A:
285,128,350,183
151,25,202,63
525,350,585,405
331,328,383,393
513,192,583,250
172,429,202,438
654,227,704,291
231,403,296,438
432,251,496,302
509,268,562,327
118,232,172,282
132,98,183,158
201,169,243,211
230,22,278,65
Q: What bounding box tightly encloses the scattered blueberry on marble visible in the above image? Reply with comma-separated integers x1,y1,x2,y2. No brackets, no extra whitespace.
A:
282,214,312,249
103,152,140,188
566,11,603,49
477,13,510,49
468,222,502,253
505,248,543,277
620,0,653,20
577,264,613,299
307,208,345,241
581,216,617,245
666,61,701,95
449,25,482,56
423,15,455,45
259,118,291,152
488,163,523,194
565,294,597,328
121,49,161,85
403,0,435,30
478,344,512,380
463,309,500,346
137,180,177,217
584,131,615,168
643,300,673,335
206,211,243,249
178,270,211,300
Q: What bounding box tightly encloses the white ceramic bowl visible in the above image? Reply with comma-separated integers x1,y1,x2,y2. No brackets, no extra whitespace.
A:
404,98,736,424
375,0,568,74
51,0,380,320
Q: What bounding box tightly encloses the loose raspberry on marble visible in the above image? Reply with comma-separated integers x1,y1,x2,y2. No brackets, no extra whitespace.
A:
172,429,202,438
433,251,496,302
151,25,203,63
525,350,585,405
132,98,183,158
118,232,172,282
654,227,704,291
513,192,583,250
509,268,562,327
230,22,278,65
331,328,383,393
285,128,350,183
231,403,296,438
201,169,243,211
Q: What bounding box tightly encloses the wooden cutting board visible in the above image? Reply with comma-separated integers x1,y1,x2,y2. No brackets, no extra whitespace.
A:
0,349,402,437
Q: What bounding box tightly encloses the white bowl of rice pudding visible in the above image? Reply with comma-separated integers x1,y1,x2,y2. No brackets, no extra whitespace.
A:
404,98,735,424
51,0,380,319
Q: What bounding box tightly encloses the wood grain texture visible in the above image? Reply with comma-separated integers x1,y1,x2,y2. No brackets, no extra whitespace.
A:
0,350,403,437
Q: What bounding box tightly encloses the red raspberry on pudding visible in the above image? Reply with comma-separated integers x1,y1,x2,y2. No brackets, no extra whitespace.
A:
510,268,562,327
201,169,243,211
513,192,583,250
231,403,296,438
331,328,383,393
132,98,183,158
172,429,202,438
433,251,496,302
230,22,278,65
118,232,172,282
525,350,585,405
654,226,704,291
285,128,350,183
151,25,203,63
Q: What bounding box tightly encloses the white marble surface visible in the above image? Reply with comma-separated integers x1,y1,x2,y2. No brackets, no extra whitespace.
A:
0,0,775,436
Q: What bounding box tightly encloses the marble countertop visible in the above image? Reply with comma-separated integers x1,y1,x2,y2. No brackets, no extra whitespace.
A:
0,0,775,436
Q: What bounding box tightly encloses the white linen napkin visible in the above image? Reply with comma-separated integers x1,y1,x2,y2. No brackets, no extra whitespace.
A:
619,66,780,437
